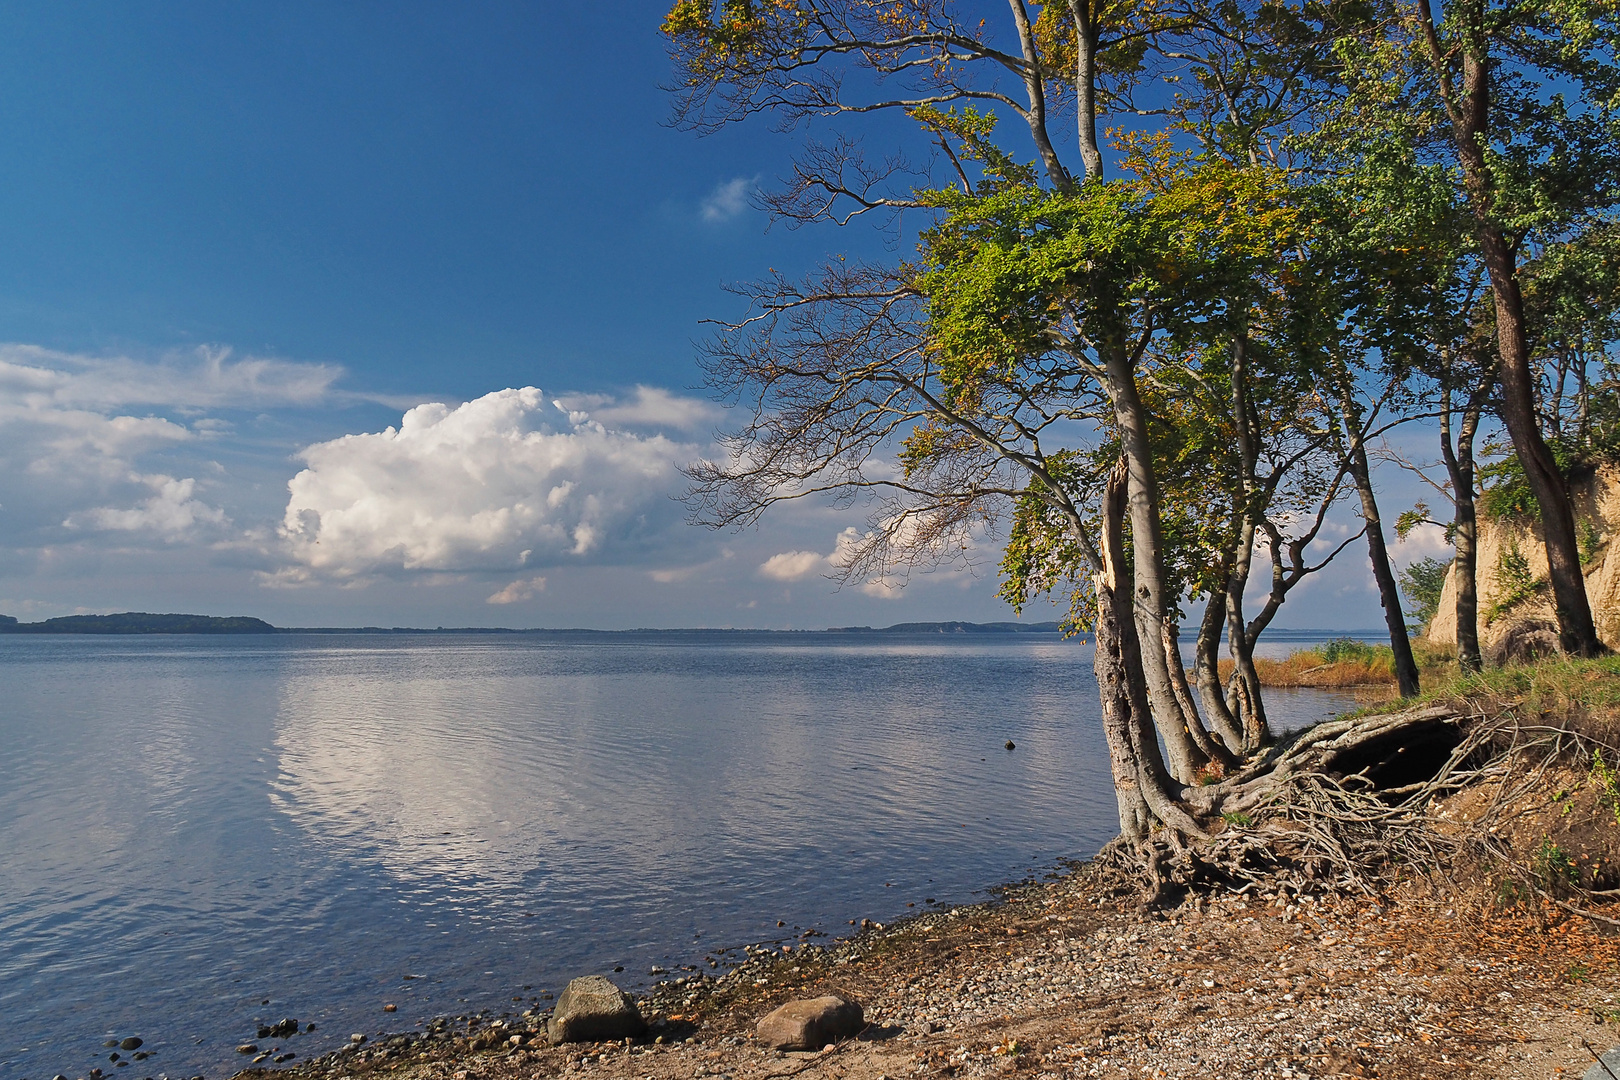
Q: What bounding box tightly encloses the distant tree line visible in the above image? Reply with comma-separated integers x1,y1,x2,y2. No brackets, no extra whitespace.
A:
0,613,276,634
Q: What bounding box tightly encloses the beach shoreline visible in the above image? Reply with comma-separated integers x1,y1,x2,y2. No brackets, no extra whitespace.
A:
216,855,1620,1080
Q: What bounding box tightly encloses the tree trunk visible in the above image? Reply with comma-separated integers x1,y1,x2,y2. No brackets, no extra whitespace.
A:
1094,580,1154,841
1194,587,1245,750
1098,461,1204,838
1164,621,1238,770
1094,578,1154,840
1417,0,1604,657
1439,381,1485,672
1225,331,1271,749
1480,243,1601,656
1065,0,1103,183
1342,400,1421,697
1224,519,1271,751
1104,344,1209,783
1006,0,1073,192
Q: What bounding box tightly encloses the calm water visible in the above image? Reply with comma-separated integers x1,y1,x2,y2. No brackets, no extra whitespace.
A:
0,632,1358,1080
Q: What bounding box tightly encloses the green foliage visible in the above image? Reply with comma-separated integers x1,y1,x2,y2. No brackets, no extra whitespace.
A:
1320,638,1388,665
1486,538,1542,622
1220,811,1254,828
1477,434,1620,522
1479,447,1554,522
916,141,1304,397
997,455,1101,635
1533,836,1580,892
1398,556,1452,633
1592,749,1620,829
1580,517,1603,568
908,106,1038,192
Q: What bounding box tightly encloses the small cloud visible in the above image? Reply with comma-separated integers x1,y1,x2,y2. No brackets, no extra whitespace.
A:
700,176,759,223
557,386,719,432
759,549,826,581
1395,521,1453,562
859,577,905,599
487,576,547,605
65,473,229,538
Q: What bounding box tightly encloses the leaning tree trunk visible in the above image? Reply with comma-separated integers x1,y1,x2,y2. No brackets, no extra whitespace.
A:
1340,386,1421,696
1348,435,1421,696
1165,621,1238,770
1224,521,1271,752
1194,587,1245,751
1225,331,1270,749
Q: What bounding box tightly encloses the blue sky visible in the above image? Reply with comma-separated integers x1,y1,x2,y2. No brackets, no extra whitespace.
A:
0,2,1427,629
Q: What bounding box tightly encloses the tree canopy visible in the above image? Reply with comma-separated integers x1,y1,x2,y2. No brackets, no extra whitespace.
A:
663,0,1620,844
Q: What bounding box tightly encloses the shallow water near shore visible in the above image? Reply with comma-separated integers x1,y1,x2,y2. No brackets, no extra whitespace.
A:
0,632,1359,1080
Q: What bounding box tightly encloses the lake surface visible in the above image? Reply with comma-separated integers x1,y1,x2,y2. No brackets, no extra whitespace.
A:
0,632,1359,1080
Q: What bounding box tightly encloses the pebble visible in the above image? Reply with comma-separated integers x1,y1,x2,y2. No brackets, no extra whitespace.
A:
384,1003,398,1012
119,1037,142,1051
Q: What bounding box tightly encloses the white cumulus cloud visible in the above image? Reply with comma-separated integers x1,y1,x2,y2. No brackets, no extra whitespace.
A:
700,176,759,223
759,550,827,581
273,387,695,583
554,385,719,432
486,576,547,605
65,474,229,538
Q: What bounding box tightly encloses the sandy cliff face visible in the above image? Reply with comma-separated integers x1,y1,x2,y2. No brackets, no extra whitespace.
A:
1426,463,1620,656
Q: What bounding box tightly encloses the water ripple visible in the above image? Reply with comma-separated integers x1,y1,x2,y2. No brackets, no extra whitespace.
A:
0,633,1356,1080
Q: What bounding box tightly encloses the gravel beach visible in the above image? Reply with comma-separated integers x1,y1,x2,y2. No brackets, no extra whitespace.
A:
225,860,1620,1080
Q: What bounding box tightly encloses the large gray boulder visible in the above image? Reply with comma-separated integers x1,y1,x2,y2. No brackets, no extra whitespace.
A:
1584,1047,1620,1080
756,995,864,1051
546,976,646,1044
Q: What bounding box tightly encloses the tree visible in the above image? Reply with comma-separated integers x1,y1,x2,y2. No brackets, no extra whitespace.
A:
1380,0,1620,657
1399,555,1451,632
665,0,1320,833
661,0,1591,858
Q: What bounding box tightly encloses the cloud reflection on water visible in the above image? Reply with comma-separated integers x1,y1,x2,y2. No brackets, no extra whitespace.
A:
267,640,1118,917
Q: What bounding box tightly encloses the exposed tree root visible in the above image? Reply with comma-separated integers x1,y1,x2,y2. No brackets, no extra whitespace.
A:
1091,700,1620,919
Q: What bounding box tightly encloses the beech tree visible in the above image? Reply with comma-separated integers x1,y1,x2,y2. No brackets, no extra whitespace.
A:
664,0,1363,840
662,2,1615,863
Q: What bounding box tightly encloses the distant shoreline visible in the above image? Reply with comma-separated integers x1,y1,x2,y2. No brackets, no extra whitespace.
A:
0,612,1387,639
0,612,1065,636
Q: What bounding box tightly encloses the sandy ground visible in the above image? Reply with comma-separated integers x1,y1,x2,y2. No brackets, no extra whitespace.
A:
232,858,1620,1080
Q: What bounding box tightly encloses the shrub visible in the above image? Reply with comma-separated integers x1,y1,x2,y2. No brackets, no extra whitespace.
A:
1486,538,1541,622
1398,556,1451,633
